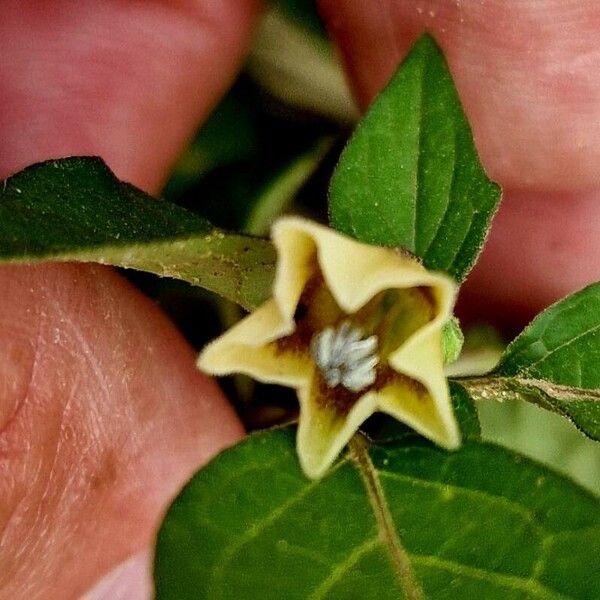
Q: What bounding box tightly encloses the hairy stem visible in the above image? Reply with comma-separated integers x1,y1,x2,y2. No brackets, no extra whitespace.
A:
349,435,424,600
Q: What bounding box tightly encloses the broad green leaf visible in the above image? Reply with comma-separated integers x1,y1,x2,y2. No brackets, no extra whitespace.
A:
0,157,275,310
329,34,501,281
461,283,600,442
155,427,599,599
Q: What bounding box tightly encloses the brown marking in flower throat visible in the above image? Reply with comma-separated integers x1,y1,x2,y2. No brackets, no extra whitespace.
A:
314,365,429,416
273,261,435,416
275,269,345,356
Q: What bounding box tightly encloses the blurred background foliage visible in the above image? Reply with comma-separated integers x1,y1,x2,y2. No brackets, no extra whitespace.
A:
128,0,600,494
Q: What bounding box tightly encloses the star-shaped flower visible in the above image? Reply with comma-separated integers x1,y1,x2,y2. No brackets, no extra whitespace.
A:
199,217,460,478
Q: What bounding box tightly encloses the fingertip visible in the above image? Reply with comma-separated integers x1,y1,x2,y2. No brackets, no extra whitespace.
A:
459,188,600,329
319,0,600,191
0,0,264,191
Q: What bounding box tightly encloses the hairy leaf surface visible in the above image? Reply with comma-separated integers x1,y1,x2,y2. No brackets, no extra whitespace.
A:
155,427,599,599
0,157,275,309
479,282,600,441
329,35,501,281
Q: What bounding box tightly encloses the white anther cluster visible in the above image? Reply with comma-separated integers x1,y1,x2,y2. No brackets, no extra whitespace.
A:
310,321,379,393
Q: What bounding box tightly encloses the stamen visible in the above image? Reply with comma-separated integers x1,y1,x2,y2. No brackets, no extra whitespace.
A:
310,321,379,392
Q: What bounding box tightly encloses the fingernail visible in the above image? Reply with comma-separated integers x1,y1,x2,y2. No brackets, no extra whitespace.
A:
81,550,152,600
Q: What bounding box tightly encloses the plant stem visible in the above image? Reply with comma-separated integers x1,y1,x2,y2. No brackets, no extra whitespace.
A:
349,435,424,600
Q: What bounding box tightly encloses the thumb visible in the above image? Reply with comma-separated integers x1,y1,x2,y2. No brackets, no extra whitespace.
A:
0,264,244,598
83,552,151,600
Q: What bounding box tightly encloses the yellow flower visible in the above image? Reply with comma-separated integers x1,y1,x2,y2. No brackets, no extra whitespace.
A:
199,217,460,479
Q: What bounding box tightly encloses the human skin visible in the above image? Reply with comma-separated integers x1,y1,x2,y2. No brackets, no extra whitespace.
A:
1,1,599,597
0,1,258,598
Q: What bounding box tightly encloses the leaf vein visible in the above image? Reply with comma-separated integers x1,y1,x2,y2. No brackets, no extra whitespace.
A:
421,121,459,261
308,537,380,600
409,554,571,600
377,470,547,536
349,437,424,600
412,51,427,252
210,458,348,599
519,322,600,375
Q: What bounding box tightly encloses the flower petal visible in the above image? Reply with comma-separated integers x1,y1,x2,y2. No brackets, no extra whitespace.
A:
385,329,460,449
199,299,311,387
272,217,455,316
296,381,378,479
272,223,319,320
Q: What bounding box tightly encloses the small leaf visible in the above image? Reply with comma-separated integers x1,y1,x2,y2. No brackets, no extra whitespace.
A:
441,316,464,365
329,34,501,281
463,282,600,441
0,157,275,310
245,137,333,236
154,426,599,599
247,7,358,123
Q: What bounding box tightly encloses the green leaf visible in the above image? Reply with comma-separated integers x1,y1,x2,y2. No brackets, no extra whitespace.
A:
247,7,357,123
0,157,275,310
162,91,259,201
441,316,464,365
245,137,333,236
328,34,501,281
155,427,599,599
466,282,600,441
